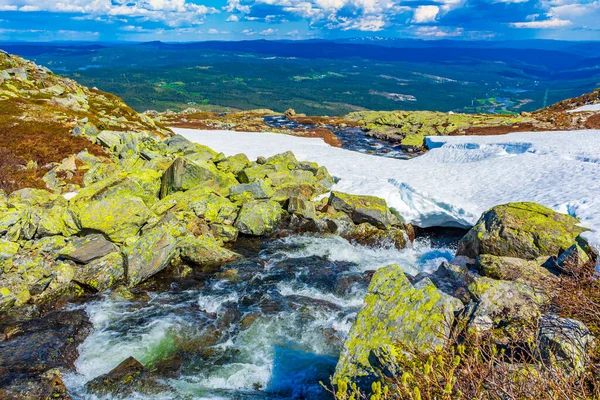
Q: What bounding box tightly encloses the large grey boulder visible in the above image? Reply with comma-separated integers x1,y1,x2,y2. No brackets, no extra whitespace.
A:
334,264,463,386
329,191,396,230
125,225,177,286
457,202,587,260
538,314,595,374
60,234,118,264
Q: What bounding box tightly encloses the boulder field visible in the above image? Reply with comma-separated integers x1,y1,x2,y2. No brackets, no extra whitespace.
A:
1,51,599,398
334,202,598,396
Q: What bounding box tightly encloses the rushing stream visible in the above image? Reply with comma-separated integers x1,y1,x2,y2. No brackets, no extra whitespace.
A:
263,116,416,160
64,233,459,399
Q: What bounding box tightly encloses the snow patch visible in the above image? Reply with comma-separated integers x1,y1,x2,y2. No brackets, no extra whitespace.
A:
568,104,600,113
176,128,600,252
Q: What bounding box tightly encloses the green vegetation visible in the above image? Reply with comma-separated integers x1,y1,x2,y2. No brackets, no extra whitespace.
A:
19,44,599,115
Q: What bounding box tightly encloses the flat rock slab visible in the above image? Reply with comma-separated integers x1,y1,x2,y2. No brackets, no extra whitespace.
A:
60,234,118,264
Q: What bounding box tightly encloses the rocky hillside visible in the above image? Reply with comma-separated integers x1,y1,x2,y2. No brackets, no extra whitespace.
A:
0,52,414,397
153,88,600,151
0,50,171,193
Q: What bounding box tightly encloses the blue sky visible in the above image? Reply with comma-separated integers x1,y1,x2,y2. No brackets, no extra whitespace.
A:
0,0,598,42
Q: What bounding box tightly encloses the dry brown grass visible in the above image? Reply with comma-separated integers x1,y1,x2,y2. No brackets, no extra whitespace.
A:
0,99,106,193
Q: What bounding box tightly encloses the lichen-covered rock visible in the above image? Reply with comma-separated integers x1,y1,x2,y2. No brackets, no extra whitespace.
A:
228,181,274,203
0,239,20,261
466,277,542,332
125,225,177,286
151,183,225,216
287,197,317,220
217,153,250,175
234,200,283,236
271,183,320,202
329,192,396,230
538,314,594,374
164,134,198,154
159,157,235,198
59,234,118,264
78,197,153,243
476,254,556,284
177,235,240,270
8,188,59,207
74,252,124,292
556,243,591,268
190,193,238,224
34,205,79,238
86,356,171,397
457,203,586,260
334,265,463,386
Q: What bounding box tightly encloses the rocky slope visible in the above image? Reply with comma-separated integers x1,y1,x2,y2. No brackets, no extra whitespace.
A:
0,51,413,397
334,202,599,398
1,51,598,398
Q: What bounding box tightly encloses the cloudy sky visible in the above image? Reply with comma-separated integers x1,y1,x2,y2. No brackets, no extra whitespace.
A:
0,0,598,42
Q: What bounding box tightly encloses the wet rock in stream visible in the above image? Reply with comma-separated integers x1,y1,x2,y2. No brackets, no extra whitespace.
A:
0,309,91,397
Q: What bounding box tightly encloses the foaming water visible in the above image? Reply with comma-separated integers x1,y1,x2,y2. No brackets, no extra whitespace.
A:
65,234,456,399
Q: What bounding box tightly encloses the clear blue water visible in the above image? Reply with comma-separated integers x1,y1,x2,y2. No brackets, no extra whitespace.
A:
65,235,457,399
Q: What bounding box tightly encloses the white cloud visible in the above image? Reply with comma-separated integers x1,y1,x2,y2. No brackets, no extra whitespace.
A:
511,18,572,28
241,28,256,35
259,28,277,35
286,29,300,35
414,25,463,37
223,0,250,13
1,0,219,27
412,5,439,23
226,14,239,21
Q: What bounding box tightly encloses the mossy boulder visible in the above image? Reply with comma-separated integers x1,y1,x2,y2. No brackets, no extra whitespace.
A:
74,252,124,292
334,264,463,386
177,235,240,271
0,239,20,261
476,254,556,284
234,200,284,236
466,277,542,332
329,192,396,230
457,203,587,260
59,234,118,264
228,181,274,203
125,225,177,287
217,153,250,175
78,197,153,243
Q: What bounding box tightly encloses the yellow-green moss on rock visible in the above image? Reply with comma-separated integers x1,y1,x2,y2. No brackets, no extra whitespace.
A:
334,264,463,385
457,202,587,260
234,200,283,236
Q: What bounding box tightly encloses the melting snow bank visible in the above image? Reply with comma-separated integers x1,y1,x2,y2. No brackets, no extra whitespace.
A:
176,128,600,251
